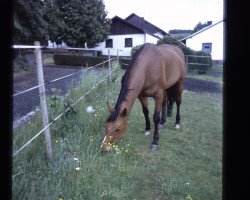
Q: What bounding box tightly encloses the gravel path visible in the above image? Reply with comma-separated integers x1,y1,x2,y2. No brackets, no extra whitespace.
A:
13,65,222,122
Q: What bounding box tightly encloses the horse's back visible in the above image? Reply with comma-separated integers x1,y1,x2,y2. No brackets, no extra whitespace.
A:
135,44,185,97
152,44,185,88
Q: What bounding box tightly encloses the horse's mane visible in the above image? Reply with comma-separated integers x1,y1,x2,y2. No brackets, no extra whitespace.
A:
107,43,148,122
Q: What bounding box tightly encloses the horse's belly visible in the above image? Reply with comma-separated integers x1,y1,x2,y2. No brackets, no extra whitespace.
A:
140,86,159,97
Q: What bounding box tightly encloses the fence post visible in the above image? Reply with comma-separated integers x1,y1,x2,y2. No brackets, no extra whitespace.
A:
108,48,112,82
185,55,189,70
117,49,119,64
34,41,53,160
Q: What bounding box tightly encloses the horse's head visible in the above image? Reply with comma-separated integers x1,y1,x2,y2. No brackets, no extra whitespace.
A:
100,102,128,152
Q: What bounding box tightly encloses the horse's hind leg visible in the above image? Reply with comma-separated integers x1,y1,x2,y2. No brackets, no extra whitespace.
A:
151,92,164,151
175,80,184,129
159,90,167,129
139,96,151,135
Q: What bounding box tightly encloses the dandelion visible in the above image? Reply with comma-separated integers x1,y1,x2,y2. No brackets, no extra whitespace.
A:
75,167,80,171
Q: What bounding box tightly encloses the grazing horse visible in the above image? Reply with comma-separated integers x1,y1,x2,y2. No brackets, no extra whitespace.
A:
101,43,186,152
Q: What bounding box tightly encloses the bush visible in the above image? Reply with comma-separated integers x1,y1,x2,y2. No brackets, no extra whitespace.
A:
13,56,30,72
157,36,212,74
187,51,212,74
53,54,108,67
131,45,143,56
119,58,131,69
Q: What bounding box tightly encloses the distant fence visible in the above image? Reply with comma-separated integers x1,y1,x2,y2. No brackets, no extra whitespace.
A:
12,41,120,160
185,55,212,74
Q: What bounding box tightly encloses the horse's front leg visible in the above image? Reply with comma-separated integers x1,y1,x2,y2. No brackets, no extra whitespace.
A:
151,93,163,151
139,96,151,135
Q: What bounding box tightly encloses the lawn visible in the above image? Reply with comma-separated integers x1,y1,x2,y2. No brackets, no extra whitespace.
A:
12,64,223,200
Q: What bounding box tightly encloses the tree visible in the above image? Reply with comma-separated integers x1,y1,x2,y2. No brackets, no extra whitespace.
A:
47,0,111,47
193,21,212,33
13,0,51,44
13,0,111,47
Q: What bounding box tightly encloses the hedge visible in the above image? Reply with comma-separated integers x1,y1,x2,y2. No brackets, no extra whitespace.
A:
53,54,108,67
157,36,212,74
13,56,30,72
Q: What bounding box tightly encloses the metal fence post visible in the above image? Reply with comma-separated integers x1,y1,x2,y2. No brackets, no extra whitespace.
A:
108,48,112,82
34,41,53,160
117,49,119,64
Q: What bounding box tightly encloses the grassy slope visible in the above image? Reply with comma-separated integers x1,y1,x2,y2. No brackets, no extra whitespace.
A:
12,65,222,200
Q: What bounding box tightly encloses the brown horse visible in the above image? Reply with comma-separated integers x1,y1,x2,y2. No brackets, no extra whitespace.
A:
101,43,186,152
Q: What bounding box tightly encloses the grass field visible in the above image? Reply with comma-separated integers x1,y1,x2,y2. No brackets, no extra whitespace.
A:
12,64,223,200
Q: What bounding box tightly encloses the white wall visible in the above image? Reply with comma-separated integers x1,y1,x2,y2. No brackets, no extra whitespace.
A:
47,40,68,48
94,33,158,57
186,22,224,60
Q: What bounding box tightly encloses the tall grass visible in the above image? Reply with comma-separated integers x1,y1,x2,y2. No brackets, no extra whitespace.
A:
12,63,222,200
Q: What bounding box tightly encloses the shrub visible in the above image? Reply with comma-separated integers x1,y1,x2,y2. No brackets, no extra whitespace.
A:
13,56,30,73
131,45,143,56
53,55,108,67
157,36,212,74
119,58,131,69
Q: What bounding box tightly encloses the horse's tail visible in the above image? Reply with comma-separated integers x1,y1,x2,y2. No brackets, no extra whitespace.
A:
167,96,174,117
166,86,175,117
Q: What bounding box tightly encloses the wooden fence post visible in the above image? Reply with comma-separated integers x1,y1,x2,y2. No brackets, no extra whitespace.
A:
108,48,112,82
34,41,53,160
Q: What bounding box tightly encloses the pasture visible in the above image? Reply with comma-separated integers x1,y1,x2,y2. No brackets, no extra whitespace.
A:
12,64,223,200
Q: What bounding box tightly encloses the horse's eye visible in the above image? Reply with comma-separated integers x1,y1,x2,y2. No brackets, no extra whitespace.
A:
115,128,119,132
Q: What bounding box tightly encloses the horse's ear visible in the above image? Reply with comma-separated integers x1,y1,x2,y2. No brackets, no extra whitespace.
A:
120,108,127,117
107,102,114,113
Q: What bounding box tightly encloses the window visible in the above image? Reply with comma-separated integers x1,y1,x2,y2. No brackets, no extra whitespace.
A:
106,39,113,48
125,38,133,47
202,43,212,53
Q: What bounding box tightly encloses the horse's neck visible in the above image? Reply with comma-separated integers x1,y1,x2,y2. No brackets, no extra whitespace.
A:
121,73,145,114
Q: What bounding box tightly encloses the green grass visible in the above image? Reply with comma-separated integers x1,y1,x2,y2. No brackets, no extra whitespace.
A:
187,64,223,84
12,63,222,200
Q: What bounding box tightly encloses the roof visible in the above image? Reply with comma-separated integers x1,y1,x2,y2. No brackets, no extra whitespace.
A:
125,13,169,38
180,20,224,42
111,15,145,33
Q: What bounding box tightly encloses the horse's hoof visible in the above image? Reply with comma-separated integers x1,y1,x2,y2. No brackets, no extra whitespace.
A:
151,144,159,151
144,130,150,136
158,124,164,129
175,124,181,129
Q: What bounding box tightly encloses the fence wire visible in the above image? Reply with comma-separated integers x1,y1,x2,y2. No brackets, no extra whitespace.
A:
13,62,119,157
13,58,116,97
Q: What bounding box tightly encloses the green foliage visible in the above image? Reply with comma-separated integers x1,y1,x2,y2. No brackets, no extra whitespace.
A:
157,36,212,74
131,44,143,56
13,0,50,44
168,21,212,36
169,29,193,34
13,56,30,72
47,0,111,47
53,54,108,66
193,21,212,33
13,0,111,47
119,58,131,69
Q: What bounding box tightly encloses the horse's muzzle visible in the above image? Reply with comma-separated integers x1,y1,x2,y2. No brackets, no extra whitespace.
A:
100,135,113,152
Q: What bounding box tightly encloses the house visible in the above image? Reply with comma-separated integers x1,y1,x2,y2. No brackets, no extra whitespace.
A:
180,20,224,61
93,13,169,57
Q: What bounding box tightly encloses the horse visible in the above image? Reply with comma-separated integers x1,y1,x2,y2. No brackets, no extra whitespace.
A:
100,43,186,152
